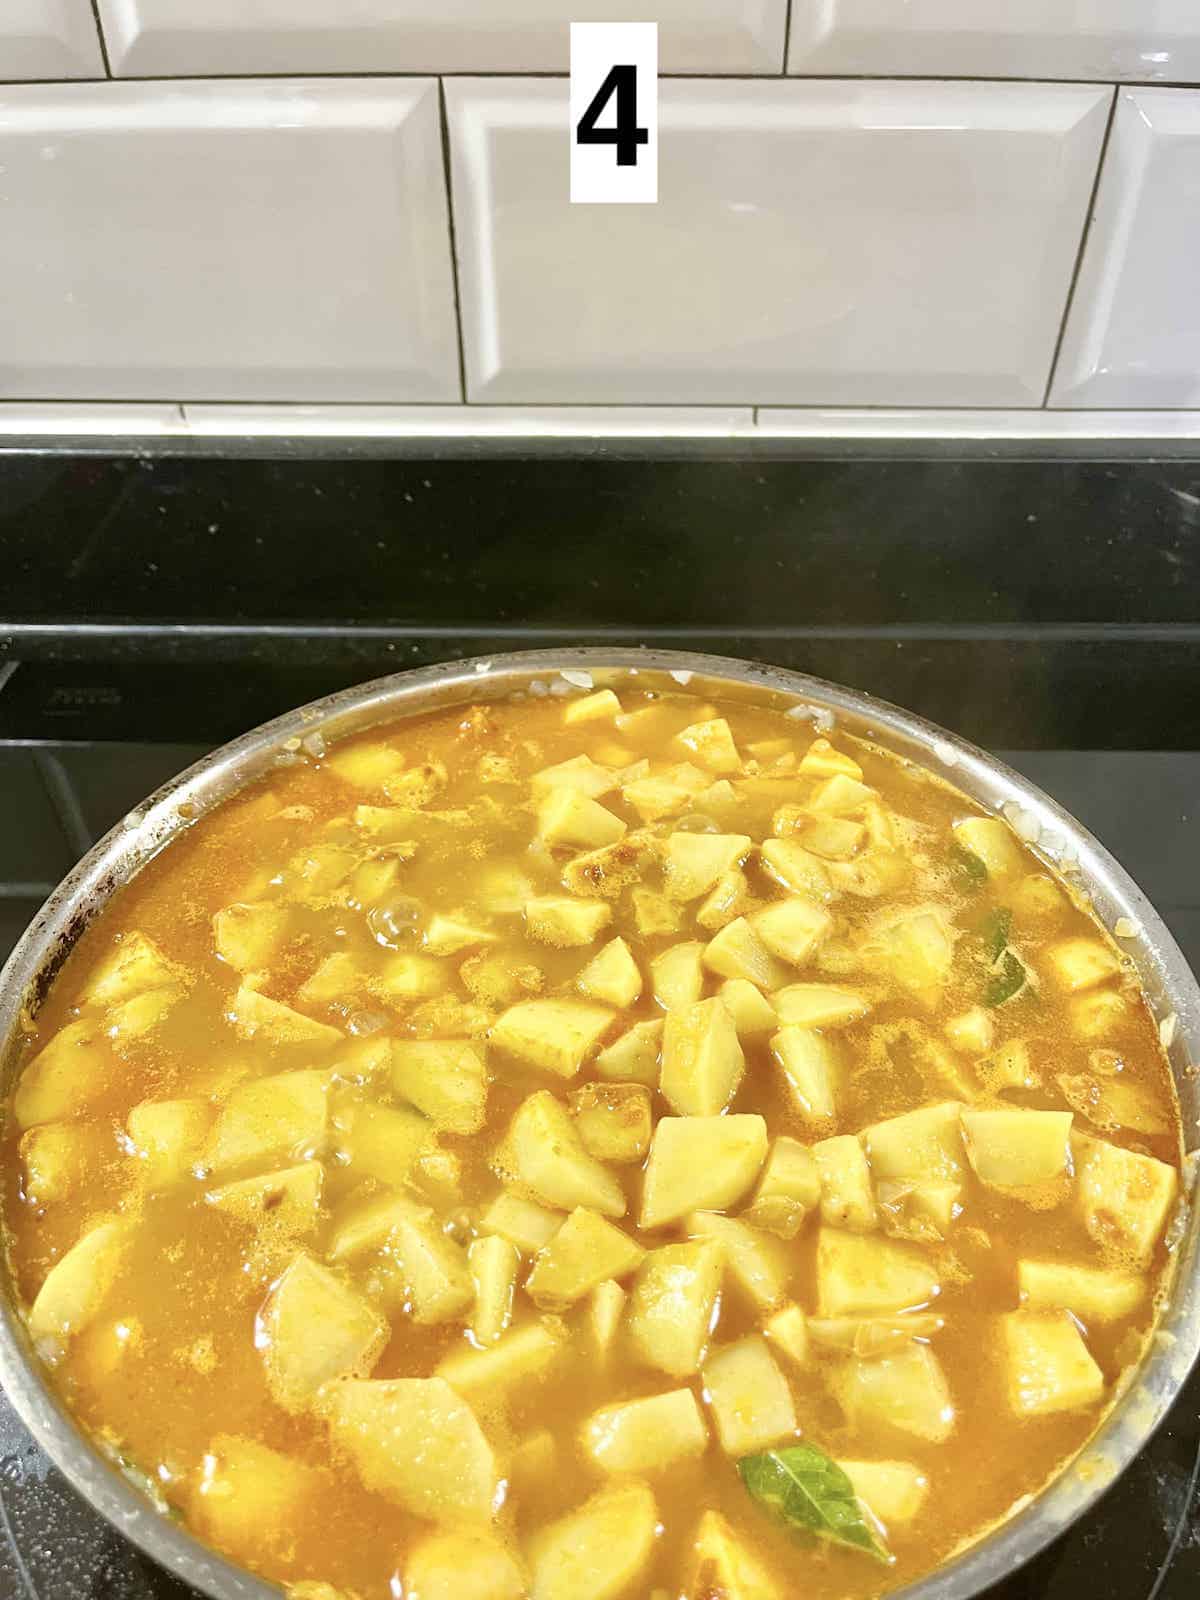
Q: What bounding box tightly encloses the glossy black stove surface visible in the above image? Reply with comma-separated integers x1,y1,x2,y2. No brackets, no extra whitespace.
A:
0,449,1197,1598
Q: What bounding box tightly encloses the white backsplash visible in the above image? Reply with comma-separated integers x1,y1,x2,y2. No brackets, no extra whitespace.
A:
0,2,1199,422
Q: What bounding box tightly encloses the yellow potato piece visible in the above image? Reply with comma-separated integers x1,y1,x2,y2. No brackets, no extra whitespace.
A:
583,1389,708,1476
494,1091,626,1218
405,1531,527,1600
703,1336,797,1456
640,1115,767,1229
527,1480,659,1600
28,1217,133,1344
660,997,744,1117
627,1241,724,1377
1002,1310,1104,1416
258,1252,387,1410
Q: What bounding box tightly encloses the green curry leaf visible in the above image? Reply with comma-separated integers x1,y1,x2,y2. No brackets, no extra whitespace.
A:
737,1443,890,1563
985,950,1028,1007
979,907,1013,964
950,842,989,888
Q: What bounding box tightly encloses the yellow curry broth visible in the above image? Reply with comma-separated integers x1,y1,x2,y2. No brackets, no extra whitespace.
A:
2,686,1183,1600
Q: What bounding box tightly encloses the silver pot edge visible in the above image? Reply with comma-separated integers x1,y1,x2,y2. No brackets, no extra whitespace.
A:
0,646,1195,1600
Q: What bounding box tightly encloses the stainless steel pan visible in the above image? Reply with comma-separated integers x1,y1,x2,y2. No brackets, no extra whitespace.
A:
0,649,1196,1600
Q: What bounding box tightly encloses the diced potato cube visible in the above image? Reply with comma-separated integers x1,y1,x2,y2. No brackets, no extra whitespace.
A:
594,1018,663,1086
803,817,866,860
469,1235,520,1346
205,1069,331,1176
259,1252,387,1410
718,979,777,1035
296,951,373,1006
191,1435,320,1565
687,1212,791,1311
764,1304,809,1369
975,1039,1038,1094
382,759,447,809
872,911,955,1005
840,1460,929,1527
799,738,863,780
814,1136,878,1232
372,953,448,1002
663,832,752,901
526,1209,645,1310
864,1102,965,1186
494,1091,626,1217
527,1481,659,1600
1047,938,1122,993
127,1096,213,1185
385,1200,475,1324
404,1530,527,1600
808,1314,945,1359
480,1191,564,1253
627,1241,724,1377
772,983,868,1028
945,1006,995,1055
1056,1071,1169,1137
1072,1132,1178,1267
437,1319,566,1400
1002,1310,1105,1416
538,789,626,850
14,1019,109,1129
961,1108,1072,1190
641,1115,767,1229
85,930,185,1006
532,754,617,799
816,1229,939,1316
808,774,876,814
328,1190,422,1260
696,869,754,932
675,718,742,773
19,1122,111,1206
651,942,706,1010
832,1344,955,1442
952,817,1025,879
587,1279,627,1357
760,837,833,902
423,914,498,956
576,937,643,1008
212,903,289,973
1070,989,1130,1040
704,917,790,991
490,999,615,1079
771,1027,839,1127
564,688,621,725
28,1218,132,1343
526,896,612,947
685,1510,784,1600
661,997,744,1117
631,889,683,936
744,1137,822,1239
227,984,342,1046
461,952,543,1010
104,985,183,1041
1012,872,1068,920
353,808,421,846
327,741,407,790
391,1040,488,1135
207,1161,323,1236
331,1094,433,1189
583,1389,708,1475
569,1082,652,1164
703,1336,797,1456
330,1377,498,1521
1018,1259,1144,1323
623,776,695,824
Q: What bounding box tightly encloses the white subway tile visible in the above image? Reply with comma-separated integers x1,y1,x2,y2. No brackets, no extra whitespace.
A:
0,80,460,403
1,1,105,80
788,1,1200,82
447,79,1110,407
98,0,785,75
182,405,754,436
1052,90,1200,408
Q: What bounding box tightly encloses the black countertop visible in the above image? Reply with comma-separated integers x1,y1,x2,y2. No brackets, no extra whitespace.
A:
0,446,1196,1600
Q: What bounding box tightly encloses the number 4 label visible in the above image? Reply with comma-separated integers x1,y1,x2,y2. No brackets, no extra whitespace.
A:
571,22,657,204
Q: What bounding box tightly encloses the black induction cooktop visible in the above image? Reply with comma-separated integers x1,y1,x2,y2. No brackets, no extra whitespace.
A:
0,449,1196,1599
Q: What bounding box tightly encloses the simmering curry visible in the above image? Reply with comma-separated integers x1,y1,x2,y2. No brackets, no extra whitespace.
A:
2,678,1183,1600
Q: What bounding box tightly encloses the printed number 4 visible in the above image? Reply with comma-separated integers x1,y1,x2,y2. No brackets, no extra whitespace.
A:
575,64,648,167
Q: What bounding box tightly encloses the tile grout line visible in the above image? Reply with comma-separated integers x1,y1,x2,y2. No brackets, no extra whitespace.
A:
1041,84,1119,407
87,0,113,77
437,78,470,405
781,0,794,74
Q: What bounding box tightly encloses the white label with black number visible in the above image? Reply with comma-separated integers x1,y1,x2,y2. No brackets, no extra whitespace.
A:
570,22,657,204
